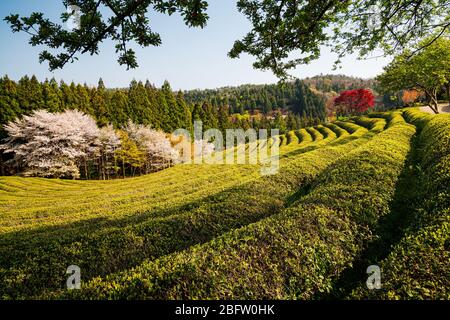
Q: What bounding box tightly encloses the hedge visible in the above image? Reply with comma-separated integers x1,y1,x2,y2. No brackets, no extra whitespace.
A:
354,117,386,133
285,131,293,145
403,108,433,129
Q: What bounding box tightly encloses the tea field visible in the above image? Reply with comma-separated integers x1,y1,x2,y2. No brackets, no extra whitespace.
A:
0,109,448,299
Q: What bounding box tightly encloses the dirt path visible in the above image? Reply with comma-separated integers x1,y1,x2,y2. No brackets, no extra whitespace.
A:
420,103,450,114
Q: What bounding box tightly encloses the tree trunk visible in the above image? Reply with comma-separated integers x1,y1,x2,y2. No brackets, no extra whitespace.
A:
84,158,89,180
114,152,118,179
98,157,101,180
430,100,439,114
106,154,110,180
424,90,439,114
0,153,4,176
101,155,105,180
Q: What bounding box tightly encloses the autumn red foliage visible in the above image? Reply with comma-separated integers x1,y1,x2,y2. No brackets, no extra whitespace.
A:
334,89,375,114
402,90,422,107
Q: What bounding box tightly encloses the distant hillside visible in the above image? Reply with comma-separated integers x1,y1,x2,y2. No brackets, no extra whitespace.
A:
183,79,326,120
301,75,377,117
184,75,376,119
303,74,376,93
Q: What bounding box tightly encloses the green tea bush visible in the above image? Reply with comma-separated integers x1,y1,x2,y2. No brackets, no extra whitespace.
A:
306,127,324,142
352,113,450,299
334,121,366,134
279,135,285,146
1,121,373,299
315,125,335,140
368,110,405,128
285,131,293,145
354,117,386,133
294,129,312,144
61,120,413,300
403,108,433,129
324,123,349,138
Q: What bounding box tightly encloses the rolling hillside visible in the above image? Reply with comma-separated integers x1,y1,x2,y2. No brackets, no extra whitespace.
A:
0,109,448,300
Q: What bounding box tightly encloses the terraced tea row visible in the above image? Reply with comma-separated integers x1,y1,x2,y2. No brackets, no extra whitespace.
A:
0,129,313,232
350,109,450,299
0,118,386,299
58,115,412,299
0,119,373,234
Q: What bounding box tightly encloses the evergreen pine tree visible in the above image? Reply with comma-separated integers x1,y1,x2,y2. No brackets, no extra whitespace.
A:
218,105,231,135
128,80,158,128
109,90,129,128
273,111,286,134
161,80,178,131
176,91,192,131
42,78,63,112
286,113,297,131
60,80,76,110
75,84,93,115
91,78,108,126
201,101,218,130
154,90,169,130
191,103,203,123
0,76,20,130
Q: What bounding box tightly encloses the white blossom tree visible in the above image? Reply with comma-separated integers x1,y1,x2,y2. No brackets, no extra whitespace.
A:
97,125,121,180
0,110,100,178
193,139,215,160
0,112,183,179
125,121,179,173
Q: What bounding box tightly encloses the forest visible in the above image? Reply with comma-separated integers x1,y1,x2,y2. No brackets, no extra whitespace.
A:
0,75,327,137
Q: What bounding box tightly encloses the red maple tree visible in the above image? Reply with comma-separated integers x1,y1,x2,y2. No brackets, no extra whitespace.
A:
334,89,375,115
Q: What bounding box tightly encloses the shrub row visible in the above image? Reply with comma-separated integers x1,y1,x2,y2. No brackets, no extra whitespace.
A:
60,118,414,300
294,129,313,144
352,111,450,299
402,108,433,129
334,120,368,134
315,125,336,140
306,127,324,142
0,122,368,299
368,110,405,128
285,131,293,145
353,117,386,133
324,123,349,138
279,135,285,146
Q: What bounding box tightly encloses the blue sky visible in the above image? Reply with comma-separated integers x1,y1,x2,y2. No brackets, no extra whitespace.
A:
0,1,392,90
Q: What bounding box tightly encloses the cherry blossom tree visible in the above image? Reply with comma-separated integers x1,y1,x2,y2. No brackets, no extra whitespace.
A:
125,121,179,173
97,125,121,180
1,112,183,179
0,109,100,178
193,139,215,160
